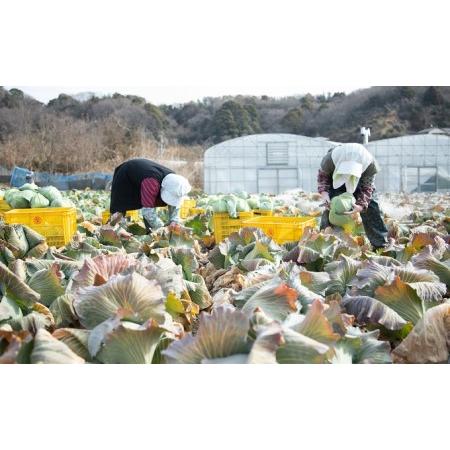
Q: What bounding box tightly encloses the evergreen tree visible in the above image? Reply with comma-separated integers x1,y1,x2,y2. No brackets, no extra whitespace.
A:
210,100,262,143
281,108,303,134
144,103,168,130
397,86,415,100
244,104,262,133
211,107,239,143
224,101,251,134
423,87,444,106
300,94,315,111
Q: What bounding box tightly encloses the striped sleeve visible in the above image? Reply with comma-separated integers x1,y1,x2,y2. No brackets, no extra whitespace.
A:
355,175,375,209
141,178,161,207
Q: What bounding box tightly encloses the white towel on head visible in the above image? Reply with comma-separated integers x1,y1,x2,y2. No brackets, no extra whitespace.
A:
331,143,373,193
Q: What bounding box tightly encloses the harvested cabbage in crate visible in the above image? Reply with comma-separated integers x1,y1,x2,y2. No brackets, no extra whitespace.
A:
2,183,74,209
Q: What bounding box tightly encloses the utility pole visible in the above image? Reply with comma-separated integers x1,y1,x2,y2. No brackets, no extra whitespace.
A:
360,127,371,145
159,133,166,157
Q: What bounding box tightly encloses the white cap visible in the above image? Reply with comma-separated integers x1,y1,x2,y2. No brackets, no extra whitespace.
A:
161,174,192,207
334,160,363,179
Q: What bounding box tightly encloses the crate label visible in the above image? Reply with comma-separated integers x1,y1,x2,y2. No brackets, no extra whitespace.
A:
33,216,43,224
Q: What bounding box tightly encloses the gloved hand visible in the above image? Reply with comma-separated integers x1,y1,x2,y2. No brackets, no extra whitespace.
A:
109,212,124,226
168,222,181,233
118,229,132,240
343,204,363,215
168,222,192,234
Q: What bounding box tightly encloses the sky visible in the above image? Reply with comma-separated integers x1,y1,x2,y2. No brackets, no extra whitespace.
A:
8,85,367,105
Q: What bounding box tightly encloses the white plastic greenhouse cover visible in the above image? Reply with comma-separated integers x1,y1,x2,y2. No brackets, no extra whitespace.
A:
204,133,450,194
204,134,338,194
366,134,450,193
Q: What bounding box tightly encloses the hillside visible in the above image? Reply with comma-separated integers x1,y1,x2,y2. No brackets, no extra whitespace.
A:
0,86,449,174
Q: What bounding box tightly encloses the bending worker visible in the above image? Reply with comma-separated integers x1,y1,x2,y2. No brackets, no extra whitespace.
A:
318,143,388,250
109,158,191,231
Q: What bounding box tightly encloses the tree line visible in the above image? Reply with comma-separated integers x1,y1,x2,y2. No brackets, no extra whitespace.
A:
0,86,449,173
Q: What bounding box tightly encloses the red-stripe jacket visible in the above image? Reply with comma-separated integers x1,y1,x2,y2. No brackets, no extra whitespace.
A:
140,178,166,207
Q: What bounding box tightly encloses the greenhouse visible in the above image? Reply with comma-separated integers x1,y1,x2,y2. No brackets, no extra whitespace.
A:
204,132,450,194
203,134,339,194
366,133,450,193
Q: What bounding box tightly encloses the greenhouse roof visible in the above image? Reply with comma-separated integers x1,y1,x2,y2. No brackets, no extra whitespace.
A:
205,134,339,152
417,127,450,135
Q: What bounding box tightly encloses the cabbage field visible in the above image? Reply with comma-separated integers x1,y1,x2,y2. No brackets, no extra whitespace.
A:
0,187,449,364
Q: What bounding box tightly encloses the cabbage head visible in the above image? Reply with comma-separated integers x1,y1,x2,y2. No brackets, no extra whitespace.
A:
236,198,250,212
38,186,63,203
19,183,39,191
211,199,228,213
51,198,74,208
329,193,355,229
196,198,209,208
259,196,273,211
30,193,50,208
8,190,35,209
331,193,354,214
248,197,260,209
4,188,19,204
234,191,249,199
223,195,238,218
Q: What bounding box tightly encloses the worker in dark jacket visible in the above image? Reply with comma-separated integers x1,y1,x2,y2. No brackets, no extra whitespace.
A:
318,143,388,250
109,158,191,231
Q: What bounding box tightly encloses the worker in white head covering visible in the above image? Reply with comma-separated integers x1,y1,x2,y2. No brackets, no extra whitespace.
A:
317,143,388,250
108,158,192,232
331,143,374,195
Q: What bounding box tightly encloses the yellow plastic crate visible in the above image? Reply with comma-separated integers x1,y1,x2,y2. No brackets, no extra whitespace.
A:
242,215,317,244
0,199,10,220
180,199,196,219
213,211,254,243
4,207,77,247
102,210,140,224
253,209,273,216
189,207,206,216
